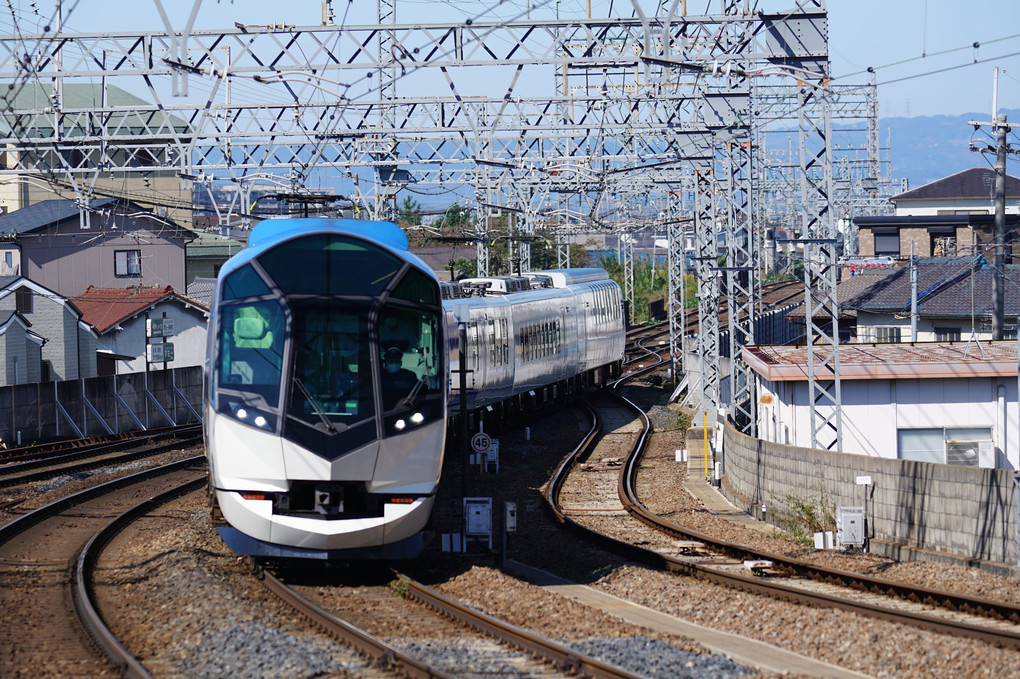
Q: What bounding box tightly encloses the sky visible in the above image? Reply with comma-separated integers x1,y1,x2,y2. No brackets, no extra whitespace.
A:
826,0,1019,119
3,1,1017,119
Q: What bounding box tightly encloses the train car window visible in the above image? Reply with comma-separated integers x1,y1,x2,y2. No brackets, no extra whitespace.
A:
215,300,286,429
467,320,480,373
221,263,271,301
487,319,497,365
500,319,509,365
259,233,403,297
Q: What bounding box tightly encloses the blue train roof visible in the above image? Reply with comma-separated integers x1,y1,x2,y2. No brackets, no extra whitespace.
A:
247,217,408,251
218,217,417,280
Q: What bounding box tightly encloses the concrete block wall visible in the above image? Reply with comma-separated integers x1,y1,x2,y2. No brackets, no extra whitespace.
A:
713,423,1018,575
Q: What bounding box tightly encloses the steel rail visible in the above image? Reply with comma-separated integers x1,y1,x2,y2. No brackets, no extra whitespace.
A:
74,471,208,679
0,456,207,678
0,424,202,465
0,429,203,489
393,572,646,679
0,455,206,543
258,570,454,679
545,331,1020,650
545,393,1020,649
603,386,1020,647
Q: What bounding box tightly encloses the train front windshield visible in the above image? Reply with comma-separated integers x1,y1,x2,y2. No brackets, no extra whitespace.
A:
213,232,443,459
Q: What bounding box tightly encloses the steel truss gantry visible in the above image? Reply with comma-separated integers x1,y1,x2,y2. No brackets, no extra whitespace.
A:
1,0,849,449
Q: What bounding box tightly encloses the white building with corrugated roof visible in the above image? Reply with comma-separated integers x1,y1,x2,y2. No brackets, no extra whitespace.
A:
743,341,1020,470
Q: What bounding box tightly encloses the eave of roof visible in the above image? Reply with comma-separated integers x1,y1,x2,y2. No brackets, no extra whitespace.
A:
743,342,1018,382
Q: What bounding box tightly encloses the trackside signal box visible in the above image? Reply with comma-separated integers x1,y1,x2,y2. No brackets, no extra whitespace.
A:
464,497,492,549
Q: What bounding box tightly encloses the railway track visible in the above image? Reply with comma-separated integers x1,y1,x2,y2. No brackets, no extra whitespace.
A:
544,341,1020,650
0,456,206,677
622,278,803,365
263,565,648,679
0,425,202,489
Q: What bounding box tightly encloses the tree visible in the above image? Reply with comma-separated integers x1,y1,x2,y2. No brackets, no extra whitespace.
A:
399,196,422,227
439,203,471,232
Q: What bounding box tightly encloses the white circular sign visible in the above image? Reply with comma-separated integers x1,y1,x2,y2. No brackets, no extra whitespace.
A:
470,432,491,453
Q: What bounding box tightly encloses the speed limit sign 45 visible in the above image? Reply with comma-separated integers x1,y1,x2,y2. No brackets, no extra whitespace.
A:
470,432,491,453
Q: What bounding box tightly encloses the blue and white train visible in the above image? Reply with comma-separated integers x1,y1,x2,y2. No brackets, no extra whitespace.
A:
204,217,624,560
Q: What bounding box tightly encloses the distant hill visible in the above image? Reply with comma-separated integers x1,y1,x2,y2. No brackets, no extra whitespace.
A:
881,108,1020,191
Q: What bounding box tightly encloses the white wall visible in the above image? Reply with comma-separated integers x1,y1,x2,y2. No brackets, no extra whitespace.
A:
855,311,1013,343
757,375,1020,470
97,300,208,374
894,198,1020,216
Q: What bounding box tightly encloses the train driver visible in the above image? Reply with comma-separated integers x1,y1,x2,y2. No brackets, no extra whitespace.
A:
382,346,421,410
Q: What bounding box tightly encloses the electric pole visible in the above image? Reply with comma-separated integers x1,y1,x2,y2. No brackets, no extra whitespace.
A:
969,68,1017,340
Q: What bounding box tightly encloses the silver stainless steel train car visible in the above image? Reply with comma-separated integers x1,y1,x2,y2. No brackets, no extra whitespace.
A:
445,269,625,414
204,218,447,559
205,217,624,560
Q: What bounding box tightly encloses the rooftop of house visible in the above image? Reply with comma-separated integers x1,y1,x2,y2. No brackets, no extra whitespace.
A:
743,340,1019,382
0,197,119,236
842,256,1020,318
185,277,217,307
892,167,1020,202
1,83,189,135
0,197,193,240
71,285,208,334
787,267,895,320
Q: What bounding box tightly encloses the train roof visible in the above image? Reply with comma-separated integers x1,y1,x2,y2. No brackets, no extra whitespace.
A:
444,268,612,299
522,268,610,287
217,217,435,287
247,217,408,252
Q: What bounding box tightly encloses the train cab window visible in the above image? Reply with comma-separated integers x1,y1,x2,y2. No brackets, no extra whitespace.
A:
390,267,440,306
288,307,371,424
221,263,271,300
378,304,443,420
259,233,403,297
215,300,286,430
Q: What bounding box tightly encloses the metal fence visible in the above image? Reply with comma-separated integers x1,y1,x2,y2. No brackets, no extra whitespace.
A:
0,366,203,446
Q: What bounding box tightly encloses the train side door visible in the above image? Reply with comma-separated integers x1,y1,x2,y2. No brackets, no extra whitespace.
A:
558,305,570,380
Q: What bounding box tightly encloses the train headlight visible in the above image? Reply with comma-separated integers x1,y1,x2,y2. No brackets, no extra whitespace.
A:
394,418,407,431
410,412,424,425
223,401,277,432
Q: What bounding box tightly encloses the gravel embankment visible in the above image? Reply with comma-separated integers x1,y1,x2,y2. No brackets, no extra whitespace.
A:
29,375,1020,679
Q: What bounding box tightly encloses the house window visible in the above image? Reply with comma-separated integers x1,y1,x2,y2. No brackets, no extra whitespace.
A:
115,250,142,277
934,326,961,342
931,235,956,257
4,252,11,266
898,427,993,466
15,286,31,313
875,326,901,343
873,231,899,257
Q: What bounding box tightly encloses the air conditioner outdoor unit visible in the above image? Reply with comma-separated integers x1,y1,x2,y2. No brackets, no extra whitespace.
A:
946,439,994,467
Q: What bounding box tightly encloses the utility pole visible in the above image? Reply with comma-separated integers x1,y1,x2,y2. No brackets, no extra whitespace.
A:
910,243,918,342
969,68,1017,340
